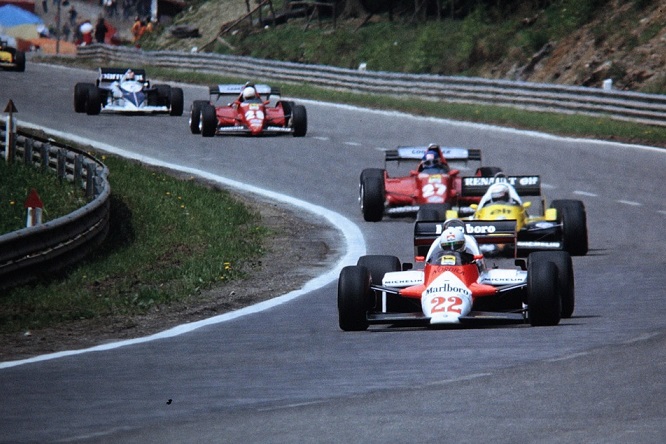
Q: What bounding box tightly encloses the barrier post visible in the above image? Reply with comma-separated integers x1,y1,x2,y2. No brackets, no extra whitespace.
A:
4,100,18,164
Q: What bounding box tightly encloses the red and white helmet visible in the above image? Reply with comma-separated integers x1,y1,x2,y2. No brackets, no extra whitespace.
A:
440,227,465,252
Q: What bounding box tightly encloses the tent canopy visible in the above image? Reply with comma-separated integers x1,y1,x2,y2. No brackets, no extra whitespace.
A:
0,4,43,40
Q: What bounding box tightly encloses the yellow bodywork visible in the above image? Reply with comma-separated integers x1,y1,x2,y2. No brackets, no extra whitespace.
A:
447,202,558,228
0,51,13,63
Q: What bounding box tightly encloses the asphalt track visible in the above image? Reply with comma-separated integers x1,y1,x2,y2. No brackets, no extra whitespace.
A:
0,63,664,443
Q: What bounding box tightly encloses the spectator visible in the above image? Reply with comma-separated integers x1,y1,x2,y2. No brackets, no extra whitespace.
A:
62,22,71,42
68,6,78,29
94,17,108,44
131,16,146,43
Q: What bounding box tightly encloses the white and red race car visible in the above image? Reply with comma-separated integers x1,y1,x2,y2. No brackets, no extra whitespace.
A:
337,219,574,331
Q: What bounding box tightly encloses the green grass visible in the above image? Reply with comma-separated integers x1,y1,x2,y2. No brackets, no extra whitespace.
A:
0,159,88,234
0,154,268,334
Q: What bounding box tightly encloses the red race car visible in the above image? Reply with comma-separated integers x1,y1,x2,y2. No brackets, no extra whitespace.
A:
359,144,501,222
189,83,307,137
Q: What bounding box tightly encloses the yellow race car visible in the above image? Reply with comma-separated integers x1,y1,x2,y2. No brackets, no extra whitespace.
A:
0,36,25,72
444,175,588,256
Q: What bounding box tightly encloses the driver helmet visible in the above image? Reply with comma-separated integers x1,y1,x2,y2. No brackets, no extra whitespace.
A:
440,227,465,252
421,145,442,170
489,183,510,202
242,86,257,100
124,69,135,80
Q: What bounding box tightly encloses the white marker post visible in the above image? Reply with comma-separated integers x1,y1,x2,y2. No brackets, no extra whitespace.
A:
24,189,44,227
4,99,17,163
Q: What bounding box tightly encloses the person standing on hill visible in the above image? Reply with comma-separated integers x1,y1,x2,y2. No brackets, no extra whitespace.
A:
94,17,108,44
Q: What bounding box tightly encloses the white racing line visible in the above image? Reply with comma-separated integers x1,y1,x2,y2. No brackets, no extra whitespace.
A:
1,122,366,369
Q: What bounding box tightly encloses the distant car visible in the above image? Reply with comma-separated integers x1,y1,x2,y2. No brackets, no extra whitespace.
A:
189,83,307,138
444,175,588,256
73,67,184,116
338,219,575,331
0,36,25,72
358,145,502,222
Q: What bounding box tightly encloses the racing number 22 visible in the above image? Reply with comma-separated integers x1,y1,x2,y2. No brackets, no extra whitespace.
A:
431,296,463,314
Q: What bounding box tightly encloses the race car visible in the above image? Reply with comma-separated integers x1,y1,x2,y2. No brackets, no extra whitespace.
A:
73,67,184,116
359,144,502,222
0,36,25,72
189,83,307,137
337,219,575,331
443,175,588,256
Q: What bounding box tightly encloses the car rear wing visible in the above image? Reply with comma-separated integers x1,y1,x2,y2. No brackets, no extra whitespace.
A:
460,175,542,197
98,67,147,84
385,146,482,165
414,220,517,258
210,83,275,98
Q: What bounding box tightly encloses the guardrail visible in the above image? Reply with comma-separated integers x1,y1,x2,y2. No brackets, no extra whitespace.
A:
76,45,666,126
0,126,110,290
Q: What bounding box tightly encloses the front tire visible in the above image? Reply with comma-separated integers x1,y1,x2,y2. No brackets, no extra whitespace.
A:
74,82,92,113
357,255,410,313
359,168,385,222
527,255,561,326
189,100,208,134
338,266,371,331
200,104,217,137
13,51,25,72
292,105,307,137
85,85,101,115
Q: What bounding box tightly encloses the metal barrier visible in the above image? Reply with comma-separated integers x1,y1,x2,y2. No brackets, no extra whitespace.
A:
0,127,110,290
76,45,666,126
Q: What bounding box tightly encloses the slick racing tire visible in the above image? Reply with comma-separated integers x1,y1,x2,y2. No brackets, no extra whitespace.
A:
551,199,588,256
169,87,184,116
155,84,172,107
357,255,416,313
338,266,371,331
200,104,217,137
189,100,208,134
359,168,385,222
13,50,25,72
475,166,503,177
529,251,574,318
85,85,101,115
291,105,307,137
527,255,561,326
74,82,93,113
416,203,451,222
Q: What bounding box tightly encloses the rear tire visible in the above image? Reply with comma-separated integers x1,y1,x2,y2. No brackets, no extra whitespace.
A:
200,104,217,137
530,251,574,318
551,199,588,256
292,105,307,137
338,266,371,331
476,166,503,176
155,84,172,107
359,168,385,222
527,256,561,326
169,87,184,116
13,51,25,72
416,203,450,222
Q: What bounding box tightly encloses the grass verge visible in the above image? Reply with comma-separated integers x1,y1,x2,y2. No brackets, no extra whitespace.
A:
0,154,268,334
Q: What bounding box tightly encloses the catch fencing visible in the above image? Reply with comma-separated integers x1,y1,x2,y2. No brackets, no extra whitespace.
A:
77,44,666,126
0,126,110,290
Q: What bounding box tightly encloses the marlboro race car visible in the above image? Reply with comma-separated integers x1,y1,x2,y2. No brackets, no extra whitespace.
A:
358,144,502,222
444,175,588,256
0,36,25,72
337,219,575,331
189,83,307,137
74,67,184,116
